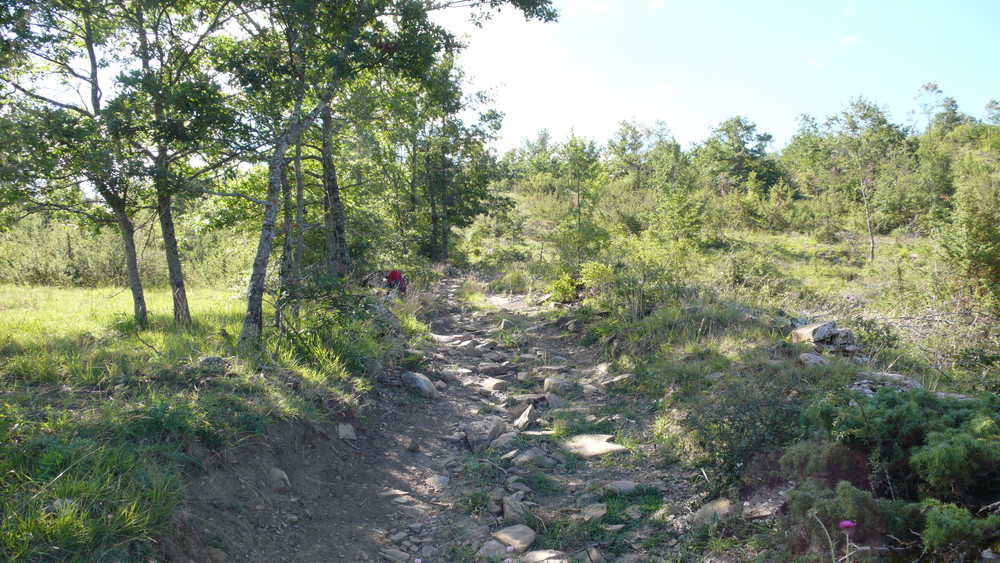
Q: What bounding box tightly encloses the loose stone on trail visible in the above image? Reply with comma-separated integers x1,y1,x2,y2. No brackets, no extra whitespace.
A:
563,434,629,458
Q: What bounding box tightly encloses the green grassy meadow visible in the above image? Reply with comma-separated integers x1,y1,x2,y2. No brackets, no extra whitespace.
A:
0,285,384,561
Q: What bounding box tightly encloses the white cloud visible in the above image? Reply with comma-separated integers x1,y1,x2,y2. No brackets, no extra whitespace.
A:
845,0,857,17
840,35,859,45
809,58,824,67
647,0,666,11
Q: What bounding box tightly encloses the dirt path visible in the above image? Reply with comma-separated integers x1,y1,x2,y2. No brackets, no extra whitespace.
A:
168,278,715,563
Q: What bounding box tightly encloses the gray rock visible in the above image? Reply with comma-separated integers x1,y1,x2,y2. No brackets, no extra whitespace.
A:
693,498,733,523
847,372,922,396
543,378,574,394
522,551,567,563
563,434,628,458
503,496,531,524
476,539,509,559
337,423,358,440
582,503,607,521
482,377,510,392
493,524,537,552
268,467,290,491
462,417,505,453
400,371,439,399
490,431,518,451
199,356,230,373
379,548,410,562
790,321,837,343
478,362,505,376
600,373,636,388
603,480,637,495
514,404,539,431
798,353,829,366
512,393,548,405
424,475,450,489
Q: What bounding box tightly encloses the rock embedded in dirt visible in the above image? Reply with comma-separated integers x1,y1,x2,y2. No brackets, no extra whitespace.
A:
462,417,505,453
600,373,636,388
204,547,228,562
543,377,574,394
490,431,518,451
514,404,539,430
693,498,733,523
268,467,290,491
582,503,608,521
522,550,567,563
400,371,439,399
790,321,837,343
337,423,358,440
494,524,537,552
379,547,411,562
604,480,638,495
563,434,628,458
424,475,450,490
798,353,830,366
503,495,531,524
476,539,510,559
482,377,510,392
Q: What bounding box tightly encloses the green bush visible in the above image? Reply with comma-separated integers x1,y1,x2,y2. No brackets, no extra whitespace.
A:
547,272,580,303
921,499,1000,551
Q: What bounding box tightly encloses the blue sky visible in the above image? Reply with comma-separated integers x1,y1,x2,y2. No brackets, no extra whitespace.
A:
434,0,1000,152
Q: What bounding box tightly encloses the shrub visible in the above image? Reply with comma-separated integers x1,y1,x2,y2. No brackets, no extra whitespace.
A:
547,272,580,303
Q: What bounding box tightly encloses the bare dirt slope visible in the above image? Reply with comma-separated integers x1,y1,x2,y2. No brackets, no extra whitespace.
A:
166,279,729,563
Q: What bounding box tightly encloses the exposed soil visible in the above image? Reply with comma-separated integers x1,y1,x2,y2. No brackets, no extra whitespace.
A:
163,278,759,563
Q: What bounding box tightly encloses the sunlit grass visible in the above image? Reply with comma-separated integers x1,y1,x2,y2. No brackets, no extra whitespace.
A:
0,284,381,558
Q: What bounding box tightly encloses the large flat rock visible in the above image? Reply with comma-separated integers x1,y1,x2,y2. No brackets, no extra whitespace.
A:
563,434,628,458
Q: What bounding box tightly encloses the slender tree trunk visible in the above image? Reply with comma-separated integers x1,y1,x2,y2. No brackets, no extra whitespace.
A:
112,204,148,328
292,140,304,317
427,150,438,261
276,163,294,332
861,184,876,261
240,85,339,346
440,148,449,262
158,191,191,325
137,7,190,325
321,106,349,278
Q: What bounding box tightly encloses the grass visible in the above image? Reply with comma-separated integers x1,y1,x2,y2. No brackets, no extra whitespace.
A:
0,284,381,560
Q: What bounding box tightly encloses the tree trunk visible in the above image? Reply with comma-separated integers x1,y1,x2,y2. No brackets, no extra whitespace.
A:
239,84,339,346
112,205,148,328
859,179,876,261
276,163,294,332
157,191,191,325
439,148,449,262
292,140,304,318
321,106,349,278
427,150,439,261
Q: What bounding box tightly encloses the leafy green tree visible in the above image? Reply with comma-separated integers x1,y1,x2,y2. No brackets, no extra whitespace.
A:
227,0,556,345
826,98,908,260
694,116,781,196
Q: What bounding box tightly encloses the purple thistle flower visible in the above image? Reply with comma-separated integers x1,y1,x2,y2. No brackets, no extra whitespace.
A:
839,520,857,532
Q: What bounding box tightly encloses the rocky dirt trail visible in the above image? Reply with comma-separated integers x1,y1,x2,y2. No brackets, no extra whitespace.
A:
169,278,735,563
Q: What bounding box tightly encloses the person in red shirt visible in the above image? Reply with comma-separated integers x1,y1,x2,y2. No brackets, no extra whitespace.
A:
385,270,408,295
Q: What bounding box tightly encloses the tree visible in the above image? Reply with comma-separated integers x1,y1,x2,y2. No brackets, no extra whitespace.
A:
695,116,781,196
826,98,907,260
214,0,555,346
0,0,153,326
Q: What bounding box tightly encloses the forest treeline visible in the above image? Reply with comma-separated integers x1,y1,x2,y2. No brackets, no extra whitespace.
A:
474,90,1000,315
